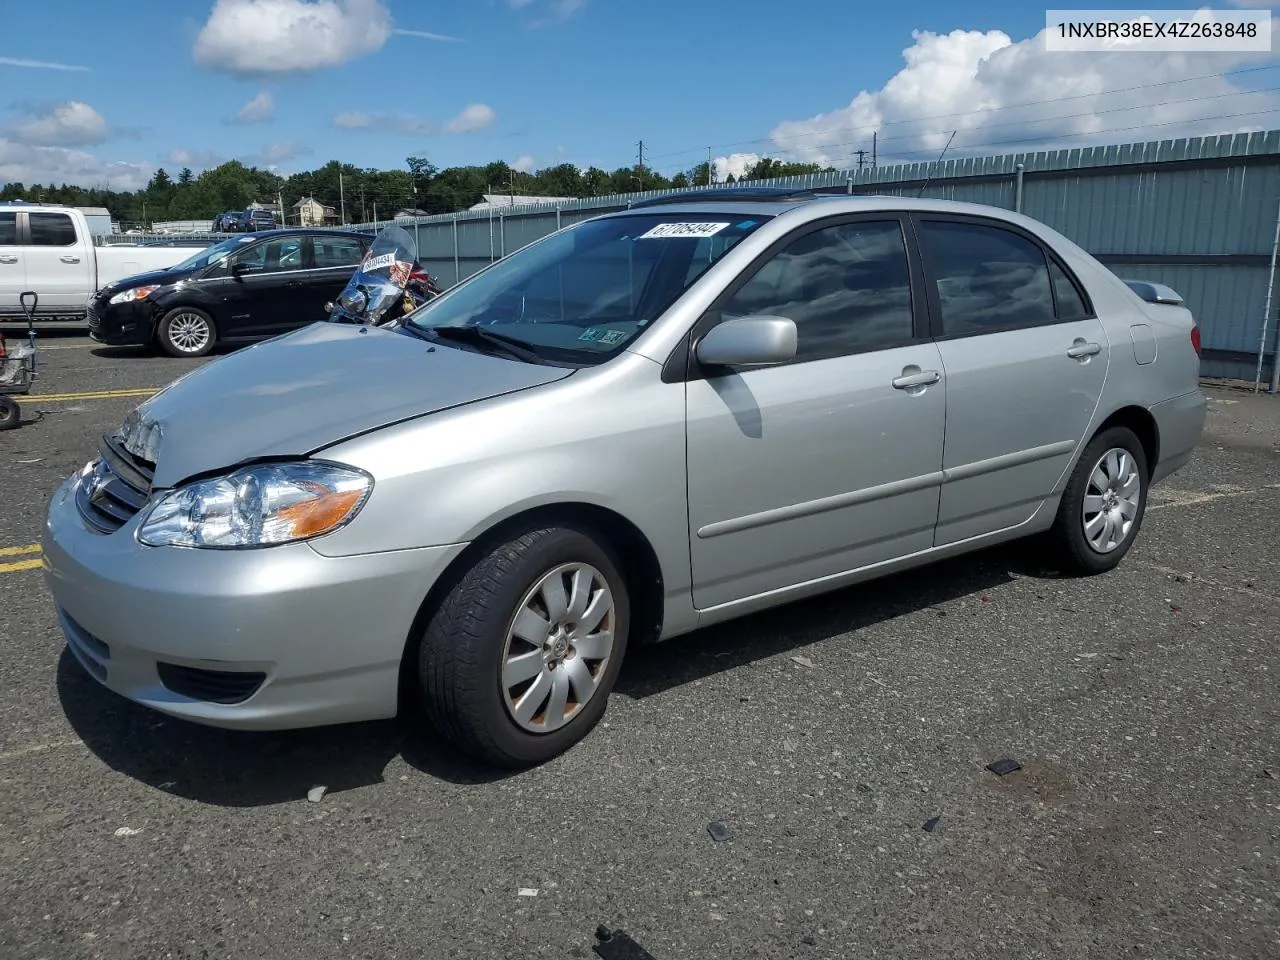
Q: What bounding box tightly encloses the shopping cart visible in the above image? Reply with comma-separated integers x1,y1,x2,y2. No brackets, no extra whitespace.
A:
0,291,40,431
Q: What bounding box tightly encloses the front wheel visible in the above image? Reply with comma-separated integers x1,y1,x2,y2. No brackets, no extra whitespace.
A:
1047,426,1149,575
156,307,216,358
416,525,630,767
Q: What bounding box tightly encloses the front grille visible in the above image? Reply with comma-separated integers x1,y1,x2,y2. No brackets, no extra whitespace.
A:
75,434,155,534
156,663,266,704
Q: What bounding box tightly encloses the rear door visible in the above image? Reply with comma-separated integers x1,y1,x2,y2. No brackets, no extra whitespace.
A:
912,214,1109,545
303,234,368,322
0,211,23,312
23,211,92,311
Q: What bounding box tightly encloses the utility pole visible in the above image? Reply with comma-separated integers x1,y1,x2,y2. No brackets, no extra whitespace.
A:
360,183,366,223
373,201,378,224
339,170,346,225
637,140,645,187
872,132,878,169
707,146,713,186
855,149,867,170
277,189,284,226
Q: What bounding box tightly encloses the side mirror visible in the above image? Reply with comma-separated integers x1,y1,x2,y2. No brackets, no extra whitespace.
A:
695,316,797,368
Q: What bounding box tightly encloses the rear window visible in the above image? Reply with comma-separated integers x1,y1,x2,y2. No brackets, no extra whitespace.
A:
29,212,77,246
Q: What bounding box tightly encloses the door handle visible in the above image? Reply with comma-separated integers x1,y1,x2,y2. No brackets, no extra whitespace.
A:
1067,339,1101,359
0,255,18,264
60,255,81,264
892,368,941,389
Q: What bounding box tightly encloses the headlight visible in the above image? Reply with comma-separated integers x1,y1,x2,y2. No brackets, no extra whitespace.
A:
109,285,161,305
137,461,373,549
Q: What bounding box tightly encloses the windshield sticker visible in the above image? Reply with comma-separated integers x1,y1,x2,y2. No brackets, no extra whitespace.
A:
597,329,626,345
734,220,759,229
578,327,602,342
361,251,397,272
637,222,730,240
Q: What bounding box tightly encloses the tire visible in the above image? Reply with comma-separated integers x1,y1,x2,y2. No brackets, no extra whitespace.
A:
156,307,217,358
1047,426,1149,575
417,525,630,767
0,397,19,430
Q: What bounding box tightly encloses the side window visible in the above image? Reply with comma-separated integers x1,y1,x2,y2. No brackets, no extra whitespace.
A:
231,237,304,273
0,213,15,245
1049,260,1091,320
314,237,365,269
918,220,1057,335
29,212,77,246
720,220,915,360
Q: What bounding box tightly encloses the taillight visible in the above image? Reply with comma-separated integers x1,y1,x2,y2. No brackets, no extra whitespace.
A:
1190,325,1202,357
0,335,7,359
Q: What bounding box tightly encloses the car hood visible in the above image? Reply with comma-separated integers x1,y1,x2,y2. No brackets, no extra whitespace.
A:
99,266,193,298
125,322,574,488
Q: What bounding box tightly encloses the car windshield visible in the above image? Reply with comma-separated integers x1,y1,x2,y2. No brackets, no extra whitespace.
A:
169,235,255,272
403,212,771,363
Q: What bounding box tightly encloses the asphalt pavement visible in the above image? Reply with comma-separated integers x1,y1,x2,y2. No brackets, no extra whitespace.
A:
1,325,1278,960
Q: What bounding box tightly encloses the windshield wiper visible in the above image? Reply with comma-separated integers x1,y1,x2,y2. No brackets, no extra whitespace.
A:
421,325,545,364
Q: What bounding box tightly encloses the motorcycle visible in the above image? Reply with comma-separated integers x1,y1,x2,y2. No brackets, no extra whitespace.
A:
325,223,442,326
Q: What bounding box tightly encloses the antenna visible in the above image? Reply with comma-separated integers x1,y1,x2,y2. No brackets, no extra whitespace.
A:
917,130,956,198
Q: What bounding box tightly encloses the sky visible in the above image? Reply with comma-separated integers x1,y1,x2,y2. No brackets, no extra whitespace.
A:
3,0,1280,192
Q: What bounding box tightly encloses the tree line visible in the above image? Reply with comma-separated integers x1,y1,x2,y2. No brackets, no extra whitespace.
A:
0,155,833,227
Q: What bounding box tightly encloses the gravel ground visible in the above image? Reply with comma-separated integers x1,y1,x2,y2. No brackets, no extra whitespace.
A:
1,326,1277,960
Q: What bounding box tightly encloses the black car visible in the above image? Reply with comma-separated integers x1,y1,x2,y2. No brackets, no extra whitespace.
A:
228,208,278,232
87,229,373,357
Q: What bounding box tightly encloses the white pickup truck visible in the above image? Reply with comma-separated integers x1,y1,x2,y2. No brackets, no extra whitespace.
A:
0,204,208,320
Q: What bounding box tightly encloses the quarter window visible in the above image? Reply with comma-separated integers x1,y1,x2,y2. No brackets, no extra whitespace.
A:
1050,260,1090,320
0,213,15,245
29,212,77,246
720,220,915,360
919,220,1057,335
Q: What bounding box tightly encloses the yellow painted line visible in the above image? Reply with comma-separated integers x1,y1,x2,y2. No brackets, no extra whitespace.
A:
0,557,42,574
26,387,158,403
29,342,96,351
0,544,40,557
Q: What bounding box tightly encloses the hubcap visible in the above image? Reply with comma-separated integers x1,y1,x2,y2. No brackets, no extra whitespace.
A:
500,562,615,734
1082,446,1142,554
168,313,211,352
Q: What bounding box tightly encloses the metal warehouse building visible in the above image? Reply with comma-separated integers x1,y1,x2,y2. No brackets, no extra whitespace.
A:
377,129,1280,387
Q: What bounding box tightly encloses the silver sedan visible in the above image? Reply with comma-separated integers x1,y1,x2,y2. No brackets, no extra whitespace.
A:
42,191,1207,767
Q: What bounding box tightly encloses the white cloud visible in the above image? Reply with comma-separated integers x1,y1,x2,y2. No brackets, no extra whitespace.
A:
166,148,227,169
0,56,90,72
193,0,392,76
333,111,434,135
393,28,461,42
255,140,311,164
512,154,536,173
7,102,110,147
332,102,496,135
233,91,275,124
713,153,762,181
443,103,496,133
0,140,151,190
764,25,1280,169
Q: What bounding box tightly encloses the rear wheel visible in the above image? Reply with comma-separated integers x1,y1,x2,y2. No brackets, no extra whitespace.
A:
0,397,19,430
1047,426,1148,574
416,524,629,767
157,307,216,358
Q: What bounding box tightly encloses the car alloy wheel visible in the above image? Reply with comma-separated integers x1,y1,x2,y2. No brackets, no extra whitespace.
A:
1081,446,1142,554
499,561,616,733
166,312,212,353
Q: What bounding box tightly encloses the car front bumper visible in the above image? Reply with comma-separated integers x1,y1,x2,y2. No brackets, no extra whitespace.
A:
87,299,155,347
41,471,468,730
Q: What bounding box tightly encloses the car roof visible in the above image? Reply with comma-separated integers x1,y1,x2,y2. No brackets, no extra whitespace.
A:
236,227,370,240
605,189,1036,225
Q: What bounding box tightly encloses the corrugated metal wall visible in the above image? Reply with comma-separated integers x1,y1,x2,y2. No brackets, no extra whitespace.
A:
367,130,1280,382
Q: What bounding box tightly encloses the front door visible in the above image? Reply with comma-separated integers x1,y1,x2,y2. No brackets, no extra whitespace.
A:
22,211,92,312
214,234,308,338
0,211,24,312
912,215,1110,545
685,216,947,611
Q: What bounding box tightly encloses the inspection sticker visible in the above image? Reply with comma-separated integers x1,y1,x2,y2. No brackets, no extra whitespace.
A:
597,329,626,345
637,222,730,239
